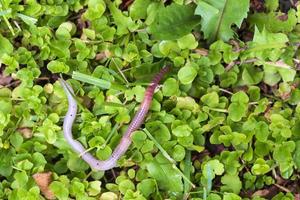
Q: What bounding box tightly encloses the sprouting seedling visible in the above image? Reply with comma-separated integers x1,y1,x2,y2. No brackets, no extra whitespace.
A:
59,66,170,170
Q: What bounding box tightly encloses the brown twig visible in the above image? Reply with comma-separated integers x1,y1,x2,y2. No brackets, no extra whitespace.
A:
225,58,258,71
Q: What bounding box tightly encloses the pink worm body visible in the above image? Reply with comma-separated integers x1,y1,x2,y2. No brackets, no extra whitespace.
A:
59,66,169,171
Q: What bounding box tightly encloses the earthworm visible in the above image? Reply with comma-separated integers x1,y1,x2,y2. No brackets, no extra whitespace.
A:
59,66,170,170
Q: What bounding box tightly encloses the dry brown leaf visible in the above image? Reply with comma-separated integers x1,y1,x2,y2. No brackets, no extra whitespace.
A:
32,172,55,200
0,74,13,86
252,189,270,197
194,48,209,56
18,127,33,139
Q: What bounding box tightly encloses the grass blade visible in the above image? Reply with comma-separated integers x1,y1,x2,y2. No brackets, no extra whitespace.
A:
72,71,111,89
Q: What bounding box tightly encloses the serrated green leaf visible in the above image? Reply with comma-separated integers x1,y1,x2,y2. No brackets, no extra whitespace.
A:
247,27,288,61
195,0,249,42
106,0,136,35
249,9,297,33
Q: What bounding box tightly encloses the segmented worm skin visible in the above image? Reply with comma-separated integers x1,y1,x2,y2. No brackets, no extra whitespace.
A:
59,66,170,171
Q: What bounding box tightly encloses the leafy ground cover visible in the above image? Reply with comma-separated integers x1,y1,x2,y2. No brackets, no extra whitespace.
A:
0,0,300,199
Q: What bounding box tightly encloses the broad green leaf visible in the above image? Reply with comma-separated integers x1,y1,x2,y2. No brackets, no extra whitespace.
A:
270,114,292,138
158,40,180,56
145,2,163,25
177,34,198,49
201,92,219,107
0,149,13,177
141,140,154,153
11,171,28,189
251,158,270,175
0,34,13,57
231,91,249,103
207,194,222,200
55,23,73,39
220,151,242,175
162,78,179,96
254,121,269,142
99,192,118,200
289,89,300,105
149,4,200,40
96,146,112,160
293,140,300,169
145,121,171,142
50,181,69,200
124,190,146,200
219,132,247,147
228,92,249,122
202,159,224,193
241,65,263,85
263,61,296,85
84,0,106,21
178,64,197,84
201,117,224,133
118,180,135,194
146,157,183,192
47,60,69,73
132,131,147,149
67,154,89,172
248,86,260,101
49,39,71,58
70,180,85,197
221,174,242,194
129,0,151,20
298,5,300,23
220,71,238,87
176,96,200,112
137,179,156,197
223,193,242,200
0,99,12,114
9,132,23,149
195,0,249,42
172,145,186,161
172,125,192,137
273,142,295,177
